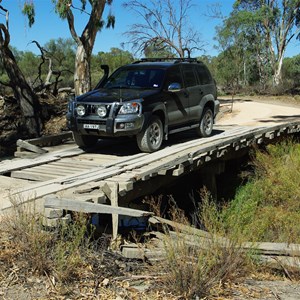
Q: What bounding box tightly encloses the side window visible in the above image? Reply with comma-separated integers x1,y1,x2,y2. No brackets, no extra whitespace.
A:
182,65,198,87
164,66,183,89
196,65,212,85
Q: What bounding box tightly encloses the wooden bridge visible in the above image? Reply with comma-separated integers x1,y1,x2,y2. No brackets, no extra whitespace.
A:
1,119,300,237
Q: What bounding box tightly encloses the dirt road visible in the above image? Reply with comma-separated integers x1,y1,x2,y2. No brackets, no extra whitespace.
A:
218,97,300,127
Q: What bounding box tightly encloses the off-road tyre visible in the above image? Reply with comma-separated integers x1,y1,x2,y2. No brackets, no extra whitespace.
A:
196,107,214,137
137,115,163,153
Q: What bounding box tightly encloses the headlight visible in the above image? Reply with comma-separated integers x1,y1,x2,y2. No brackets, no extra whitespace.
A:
76,105,85,116
97,105,107,117
119,102,141,114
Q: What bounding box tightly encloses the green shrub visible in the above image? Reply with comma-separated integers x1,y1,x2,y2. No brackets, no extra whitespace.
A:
222,140,300,243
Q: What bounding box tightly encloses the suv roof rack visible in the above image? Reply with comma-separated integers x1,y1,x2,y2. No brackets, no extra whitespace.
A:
133,57,201,64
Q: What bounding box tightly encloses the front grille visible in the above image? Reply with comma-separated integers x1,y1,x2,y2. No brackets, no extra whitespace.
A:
77,119,106,125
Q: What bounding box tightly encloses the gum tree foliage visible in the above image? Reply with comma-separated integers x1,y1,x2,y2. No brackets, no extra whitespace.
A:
91,47,134,87
217,0,300,87
282,54,300,89
23,0,115,95
0,1,42,136
123,0,205,58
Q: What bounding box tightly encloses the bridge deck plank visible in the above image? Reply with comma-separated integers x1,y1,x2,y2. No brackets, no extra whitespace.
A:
1,121,300,213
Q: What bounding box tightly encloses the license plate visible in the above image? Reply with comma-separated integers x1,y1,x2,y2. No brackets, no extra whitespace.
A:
83,124,100,130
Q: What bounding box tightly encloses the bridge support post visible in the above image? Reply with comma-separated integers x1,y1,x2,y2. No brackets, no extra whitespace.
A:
102,182,119,240
199,161,225,200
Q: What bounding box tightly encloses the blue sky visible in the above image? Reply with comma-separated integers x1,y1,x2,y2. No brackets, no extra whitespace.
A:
1,0,299,57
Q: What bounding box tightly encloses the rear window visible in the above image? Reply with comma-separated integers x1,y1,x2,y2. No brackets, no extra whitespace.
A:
196,65,212,85
182,65,198,87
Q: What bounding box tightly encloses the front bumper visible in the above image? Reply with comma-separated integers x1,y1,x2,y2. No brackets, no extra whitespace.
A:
67,113,144,137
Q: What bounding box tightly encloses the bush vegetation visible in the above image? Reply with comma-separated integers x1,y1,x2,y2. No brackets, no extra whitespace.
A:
221,140,300,243
147,195,250,299
0,205,100,287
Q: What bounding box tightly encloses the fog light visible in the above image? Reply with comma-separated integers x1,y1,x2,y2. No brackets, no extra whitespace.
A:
97,105,107,117
76,105,85,116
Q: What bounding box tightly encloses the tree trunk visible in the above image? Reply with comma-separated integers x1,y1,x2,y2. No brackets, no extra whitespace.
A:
0,24,41,137
74,44,91,96
64,1,107,96
273,54,284,86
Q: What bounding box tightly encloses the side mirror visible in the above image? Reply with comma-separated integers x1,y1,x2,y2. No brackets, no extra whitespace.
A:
168,82,182,92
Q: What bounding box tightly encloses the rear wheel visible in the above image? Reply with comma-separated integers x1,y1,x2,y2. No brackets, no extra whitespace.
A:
196,107,214,137
73,132,98,148
137,115,163,152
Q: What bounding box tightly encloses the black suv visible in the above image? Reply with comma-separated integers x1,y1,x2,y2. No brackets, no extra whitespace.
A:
67,58,219,152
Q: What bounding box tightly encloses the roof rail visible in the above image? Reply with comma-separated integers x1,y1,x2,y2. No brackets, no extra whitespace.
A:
133,57,201,64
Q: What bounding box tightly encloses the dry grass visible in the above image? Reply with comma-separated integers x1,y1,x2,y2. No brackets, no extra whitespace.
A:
146,194,251,299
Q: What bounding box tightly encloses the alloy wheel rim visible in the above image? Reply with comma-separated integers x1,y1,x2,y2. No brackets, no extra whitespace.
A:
149,123,161,146
204,112,213,134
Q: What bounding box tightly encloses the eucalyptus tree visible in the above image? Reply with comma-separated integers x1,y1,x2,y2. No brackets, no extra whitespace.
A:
22,0,114,95
50,0,115,95
215,10,268,89
123,0,205,58
218,0,300,86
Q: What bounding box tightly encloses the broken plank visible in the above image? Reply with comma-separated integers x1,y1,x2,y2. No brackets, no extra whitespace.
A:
149,216,214,239
17,139,48,154
242,241,300,257
25,131,72,147
44,196,153,217
0,146,84,174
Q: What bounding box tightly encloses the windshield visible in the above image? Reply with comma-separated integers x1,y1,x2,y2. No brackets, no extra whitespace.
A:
103,68,165,89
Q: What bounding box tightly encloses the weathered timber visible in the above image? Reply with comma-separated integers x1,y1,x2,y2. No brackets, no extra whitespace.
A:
44,196,154,217
0,146,84,174
17,139,48,154
102,182,119,239
1,122,300,213
123,228,300,269
21,131,72,147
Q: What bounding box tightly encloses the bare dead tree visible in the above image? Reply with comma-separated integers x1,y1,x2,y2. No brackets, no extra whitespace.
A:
30,40,74,96
0,3,41,137
123,0,206,58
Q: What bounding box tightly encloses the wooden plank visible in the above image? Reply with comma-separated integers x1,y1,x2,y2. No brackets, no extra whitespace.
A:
17,139,48,154
0,166,122,211
0,146,84,174
44,196,153,217
50,160,97,169
25,131,72,146
11,170,58,181
149,216,217,240
242,242,300,257
102,182,119,240
30,165,77,174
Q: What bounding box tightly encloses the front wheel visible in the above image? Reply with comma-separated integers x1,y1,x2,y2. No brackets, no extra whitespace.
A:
196,107,214,137
136,116,163,152
73,132,98,148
